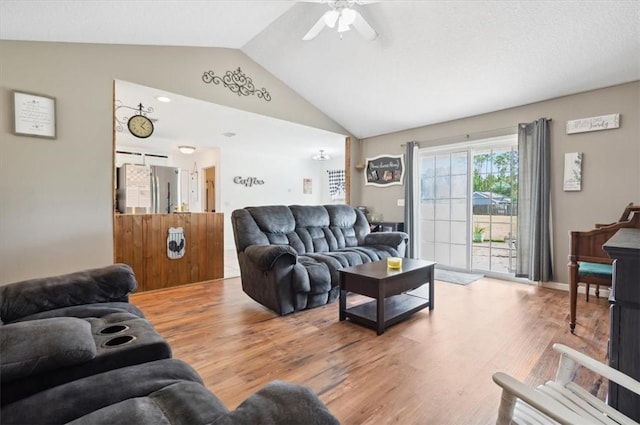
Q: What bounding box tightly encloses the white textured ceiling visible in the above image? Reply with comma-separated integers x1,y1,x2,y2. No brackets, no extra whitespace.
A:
2,0,639,139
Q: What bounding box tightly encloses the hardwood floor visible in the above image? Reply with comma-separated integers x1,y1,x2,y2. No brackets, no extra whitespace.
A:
131,276,610,425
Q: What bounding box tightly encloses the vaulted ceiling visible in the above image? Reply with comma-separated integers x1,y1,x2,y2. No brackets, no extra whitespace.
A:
2,0,639,140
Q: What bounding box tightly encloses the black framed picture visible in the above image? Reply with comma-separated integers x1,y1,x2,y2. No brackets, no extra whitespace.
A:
364,154,405,186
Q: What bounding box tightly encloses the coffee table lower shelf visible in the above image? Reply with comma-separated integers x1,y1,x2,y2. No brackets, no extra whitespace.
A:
343,293,430,334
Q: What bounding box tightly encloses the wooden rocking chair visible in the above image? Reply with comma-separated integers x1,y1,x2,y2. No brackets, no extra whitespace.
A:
493,343,640,425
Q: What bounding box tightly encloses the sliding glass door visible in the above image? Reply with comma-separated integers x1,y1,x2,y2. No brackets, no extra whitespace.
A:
471,145,518,273
419,150,469,269
417,135,517,276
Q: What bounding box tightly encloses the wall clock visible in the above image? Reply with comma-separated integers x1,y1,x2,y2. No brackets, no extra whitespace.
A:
127,114,154,139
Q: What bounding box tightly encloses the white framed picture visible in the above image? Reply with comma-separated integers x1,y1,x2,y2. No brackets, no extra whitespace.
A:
12,90,57,139
563,152,583,191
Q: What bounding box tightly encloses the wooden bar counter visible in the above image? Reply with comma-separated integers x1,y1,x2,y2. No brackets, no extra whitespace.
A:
114,212,224,292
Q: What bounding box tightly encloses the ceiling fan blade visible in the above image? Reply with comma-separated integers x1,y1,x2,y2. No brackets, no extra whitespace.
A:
352,9,377,41
302,14,328,40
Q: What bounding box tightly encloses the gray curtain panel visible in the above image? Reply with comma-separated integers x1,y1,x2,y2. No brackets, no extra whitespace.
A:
516,118,553,281
404,141,419,258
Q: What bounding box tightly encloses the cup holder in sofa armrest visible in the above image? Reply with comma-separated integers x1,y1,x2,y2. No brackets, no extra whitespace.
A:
102,335,136,347
98,324,129,335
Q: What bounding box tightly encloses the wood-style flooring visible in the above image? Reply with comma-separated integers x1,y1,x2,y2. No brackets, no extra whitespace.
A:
131,276,610,425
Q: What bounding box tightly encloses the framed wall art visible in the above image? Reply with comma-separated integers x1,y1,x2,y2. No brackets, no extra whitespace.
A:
563,152,583,191
12,90,57,139
365,154,405,187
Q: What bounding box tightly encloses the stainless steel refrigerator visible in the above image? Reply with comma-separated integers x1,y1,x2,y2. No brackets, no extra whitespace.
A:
117,164,181,214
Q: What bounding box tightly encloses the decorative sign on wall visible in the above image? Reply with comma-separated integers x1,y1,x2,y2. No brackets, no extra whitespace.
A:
566,114,620,134
303,178,312,195
123,164,151,209
202,67,271,102
326,169,345,199
563,152,583,192
365,154,405,187
13,90,57,139
167,227,185,260
233,176,265,187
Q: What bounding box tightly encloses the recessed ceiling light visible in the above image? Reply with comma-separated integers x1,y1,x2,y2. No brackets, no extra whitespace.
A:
178,146,196,154
222,132,236,137
156,96,171,103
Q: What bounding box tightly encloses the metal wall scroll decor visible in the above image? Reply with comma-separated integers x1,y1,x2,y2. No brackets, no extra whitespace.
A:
114,100,155,133
202,68,271,102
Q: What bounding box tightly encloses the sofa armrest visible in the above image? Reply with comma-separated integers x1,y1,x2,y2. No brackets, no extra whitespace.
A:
0,317,97,383
227,380,340,425
244,245,297,271
0,264,138,323
364,231,409,249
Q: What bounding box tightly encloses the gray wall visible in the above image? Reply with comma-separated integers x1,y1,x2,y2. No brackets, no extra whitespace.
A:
0,40,351,284
359,81,640,285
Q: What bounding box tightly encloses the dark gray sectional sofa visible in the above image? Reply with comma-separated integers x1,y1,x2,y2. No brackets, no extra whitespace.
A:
0,264,340,424
232,204,409,315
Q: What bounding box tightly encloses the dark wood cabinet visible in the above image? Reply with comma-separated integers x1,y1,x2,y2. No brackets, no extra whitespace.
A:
603,228,640,421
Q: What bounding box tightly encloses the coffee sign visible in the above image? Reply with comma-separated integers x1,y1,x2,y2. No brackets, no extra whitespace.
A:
234,176,264,187
365,154,405,187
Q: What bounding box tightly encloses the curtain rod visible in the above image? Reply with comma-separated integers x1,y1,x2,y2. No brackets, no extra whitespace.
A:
401,120,552,148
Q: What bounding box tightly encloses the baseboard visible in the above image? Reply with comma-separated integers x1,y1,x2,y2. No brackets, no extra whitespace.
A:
541,281,611,298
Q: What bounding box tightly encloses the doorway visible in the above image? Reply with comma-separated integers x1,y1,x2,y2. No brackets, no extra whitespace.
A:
204,166,215,212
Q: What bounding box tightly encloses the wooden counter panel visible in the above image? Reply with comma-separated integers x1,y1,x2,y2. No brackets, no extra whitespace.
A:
114,213,224,292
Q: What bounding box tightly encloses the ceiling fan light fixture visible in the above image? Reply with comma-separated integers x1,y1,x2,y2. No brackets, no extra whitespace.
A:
178,145,196,154
323,10,340,28
341,8,357,26
337,8,355,32
313,150,330,161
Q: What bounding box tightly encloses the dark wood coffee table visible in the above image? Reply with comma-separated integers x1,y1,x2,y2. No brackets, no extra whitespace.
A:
339,258,435,335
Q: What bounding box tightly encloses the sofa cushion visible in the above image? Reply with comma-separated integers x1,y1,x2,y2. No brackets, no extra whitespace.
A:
339,245,399,261
578,261,612,278
2,312,172,405
290,205,334,254
1,359,205,425
247,205,296,245
9,302,144,323
66,381,229,425
295,258,332,294
1,317,96,383
67,380,340,425
325,204,370,247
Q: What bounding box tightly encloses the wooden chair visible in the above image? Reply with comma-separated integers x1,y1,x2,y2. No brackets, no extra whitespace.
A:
568,207,640,333
493,343,640,425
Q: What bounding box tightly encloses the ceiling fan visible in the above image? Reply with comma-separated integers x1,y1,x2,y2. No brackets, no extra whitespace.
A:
302,0,377,41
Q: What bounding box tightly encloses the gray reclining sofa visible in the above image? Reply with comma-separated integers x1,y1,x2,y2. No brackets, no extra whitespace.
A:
232,204,409,315
0,264,340,424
